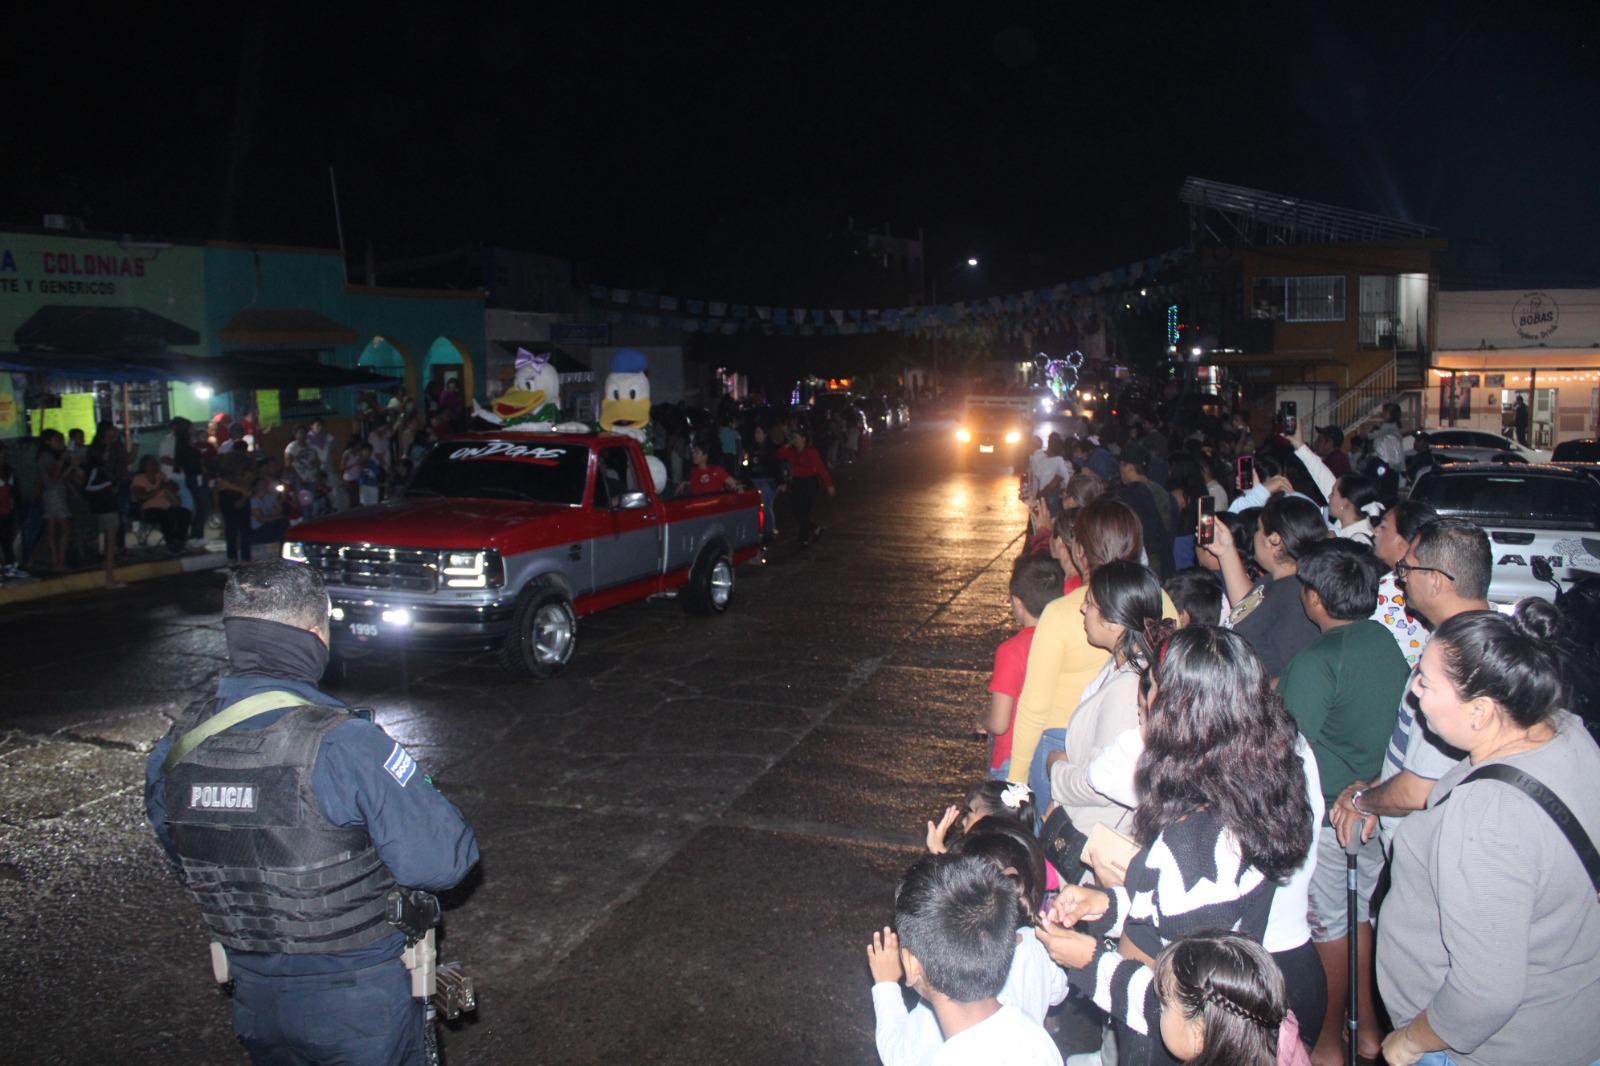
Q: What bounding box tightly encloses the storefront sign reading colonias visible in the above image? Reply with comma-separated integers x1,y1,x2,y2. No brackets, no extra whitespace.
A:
0,231,208,346
0,238,198,300
0,232,209,438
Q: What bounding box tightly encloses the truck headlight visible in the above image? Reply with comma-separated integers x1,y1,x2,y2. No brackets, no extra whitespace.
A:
955,427,972,442
441,549,504,589
282,541,307,563
1005,430,1022,444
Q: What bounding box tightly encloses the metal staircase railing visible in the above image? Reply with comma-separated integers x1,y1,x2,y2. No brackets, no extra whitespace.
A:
1309,358,1397,434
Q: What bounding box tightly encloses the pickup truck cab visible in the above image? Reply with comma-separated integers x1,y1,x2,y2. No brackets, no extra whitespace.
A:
1408,462,1600,604
282,431,762,676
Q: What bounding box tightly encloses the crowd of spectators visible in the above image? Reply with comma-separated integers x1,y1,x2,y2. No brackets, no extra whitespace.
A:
0,379,465,585
868,404,1600,1066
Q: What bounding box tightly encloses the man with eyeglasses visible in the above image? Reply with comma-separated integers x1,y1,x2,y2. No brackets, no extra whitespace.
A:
1330,518,1515,850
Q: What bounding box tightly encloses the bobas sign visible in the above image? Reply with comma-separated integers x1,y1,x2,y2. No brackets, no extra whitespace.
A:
1512,292,1560,342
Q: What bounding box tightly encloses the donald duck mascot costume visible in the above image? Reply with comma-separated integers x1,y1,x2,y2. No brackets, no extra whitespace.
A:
599,349,667,492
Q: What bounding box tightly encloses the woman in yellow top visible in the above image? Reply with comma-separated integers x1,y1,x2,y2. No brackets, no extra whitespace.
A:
1009,498,1176,810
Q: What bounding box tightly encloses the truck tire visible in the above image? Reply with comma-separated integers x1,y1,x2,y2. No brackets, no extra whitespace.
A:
500,583,578,677
683,545,735,615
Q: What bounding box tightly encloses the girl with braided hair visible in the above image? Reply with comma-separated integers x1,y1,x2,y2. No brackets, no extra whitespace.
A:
1154,931,1309,1065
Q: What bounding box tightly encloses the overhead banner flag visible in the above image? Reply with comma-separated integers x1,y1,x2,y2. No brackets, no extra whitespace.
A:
582,247,1189,338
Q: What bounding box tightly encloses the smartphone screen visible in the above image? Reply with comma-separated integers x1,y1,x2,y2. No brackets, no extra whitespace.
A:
1280,400,1298,437
1237,455,1255,492
1198,495,1215,545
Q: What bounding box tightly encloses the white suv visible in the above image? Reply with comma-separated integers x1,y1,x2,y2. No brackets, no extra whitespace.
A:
1409,464,1600,603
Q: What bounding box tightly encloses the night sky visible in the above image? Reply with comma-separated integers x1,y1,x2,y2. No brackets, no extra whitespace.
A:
8,2,1598,302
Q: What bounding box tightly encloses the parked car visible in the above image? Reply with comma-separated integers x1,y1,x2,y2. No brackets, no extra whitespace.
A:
283,432,762,676
1408,463,1600,603
1406,427,1551,465
1552,438,1600,464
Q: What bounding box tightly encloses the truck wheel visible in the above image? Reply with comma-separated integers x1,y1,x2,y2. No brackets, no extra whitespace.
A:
500,584,578,677
684,547,734,615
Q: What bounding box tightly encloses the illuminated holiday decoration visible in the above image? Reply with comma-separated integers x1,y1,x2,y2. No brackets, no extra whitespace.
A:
1042,350,1085,399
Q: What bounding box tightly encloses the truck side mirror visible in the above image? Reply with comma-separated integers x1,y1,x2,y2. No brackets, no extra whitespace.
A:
1531,557,1554,583
619,491,650,510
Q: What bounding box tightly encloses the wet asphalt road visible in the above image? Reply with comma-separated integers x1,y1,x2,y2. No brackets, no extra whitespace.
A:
0,426,1045,1065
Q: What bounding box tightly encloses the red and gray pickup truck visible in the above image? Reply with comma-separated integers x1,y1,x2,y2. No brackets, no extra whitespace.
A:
281,431,762,676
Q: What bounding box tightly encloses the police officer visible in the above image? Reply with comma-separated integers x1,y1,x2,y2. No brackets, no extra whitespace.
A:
145,560,479,1064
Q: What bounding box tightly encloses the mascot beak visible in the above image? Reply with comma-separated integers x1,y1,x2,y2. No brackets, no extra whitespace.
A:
493,388,545,417
600,397,652,431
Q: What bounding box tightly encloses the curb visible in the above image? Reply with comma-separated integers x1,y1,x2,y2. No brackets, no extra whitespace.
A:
0,552,230,607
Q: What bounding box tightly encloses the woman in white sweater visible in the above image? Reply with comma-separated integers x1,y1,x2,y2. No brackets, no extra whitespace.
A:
1046,560,1166,838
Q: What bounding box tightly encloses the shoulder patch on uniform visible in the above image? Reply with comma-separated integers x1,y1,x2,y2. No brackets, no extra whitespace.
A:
383,742,417,787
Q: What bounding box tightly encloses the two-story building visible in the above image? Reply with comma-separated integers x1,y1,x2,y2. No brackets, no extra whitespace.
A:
1179,178,1444,438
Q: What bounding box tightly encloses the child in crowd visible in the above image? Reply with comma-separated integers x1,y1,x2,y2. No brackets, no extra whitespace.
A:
1026,497,1053,556
868,854,1062,1066
388,457,415,501
953,827,1067,1024
1047,510,1082,597
984,554,1066,779
311,472,334,518
1153,932,1310,1066
1164,567,1224,627
870,828,1068,1066
357,443,383,506
926,780,1038,853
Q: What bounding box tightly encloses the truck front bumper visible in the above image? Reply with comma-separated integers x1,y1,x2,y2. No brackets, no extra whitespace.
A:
329,594,517,652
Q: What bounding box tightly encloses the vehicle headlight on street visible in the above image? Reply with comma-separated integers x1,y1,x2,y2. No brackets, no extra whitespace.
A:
282,541,307,563
955,427,972,442
329,606,346,622
381,608,412,626
441,549,504,588
1004,430,1022,444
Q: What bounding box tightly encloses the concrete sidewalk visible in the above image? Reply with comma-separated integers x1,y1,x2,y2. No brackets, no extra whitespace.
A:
0,547,230,607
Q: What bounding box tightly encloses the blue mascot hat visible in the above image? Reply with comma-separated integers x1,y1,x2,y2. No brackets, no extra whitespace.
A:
611,348,649,373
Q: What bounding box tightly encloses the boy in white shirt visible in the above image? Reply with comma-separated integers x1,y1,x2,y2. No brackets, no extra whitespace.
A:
867,854,1062,1065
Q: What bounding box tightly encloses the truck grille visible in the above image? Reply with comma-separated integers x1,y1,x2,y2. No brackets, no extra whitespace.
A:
304,544,438,592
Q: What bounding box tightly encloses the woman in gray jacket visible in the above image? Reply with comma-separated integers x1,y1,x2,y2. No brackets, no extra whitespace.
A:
1377,602,1600,1066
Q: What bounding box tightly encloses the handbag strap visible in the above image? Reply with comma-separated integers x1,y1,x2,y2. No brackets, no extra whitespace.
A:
1440,763,1600,902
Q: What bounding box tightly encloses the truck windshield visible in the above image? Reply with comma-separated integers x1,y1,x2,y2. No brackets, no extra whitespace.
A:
408,439,591,504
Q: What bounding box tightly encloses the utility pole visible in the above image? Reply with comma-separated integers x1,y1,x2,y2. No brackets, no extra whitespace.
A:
329,166,349,283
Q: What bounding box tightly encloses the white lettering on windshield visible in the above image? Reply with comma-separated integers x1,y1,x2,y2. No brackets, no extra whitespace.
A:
448,442,573,463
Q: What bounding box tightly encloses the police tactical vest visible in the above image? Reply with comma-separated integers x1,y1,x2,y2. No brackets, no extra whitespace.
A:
162,700,397,955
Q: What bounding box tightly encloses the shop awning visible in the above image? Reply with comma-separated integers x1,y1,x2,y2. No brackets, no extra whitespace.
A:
14,306,200,353
0,350,400,391
216,307,360,347
1434,349,1600,371
0,351,170,382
